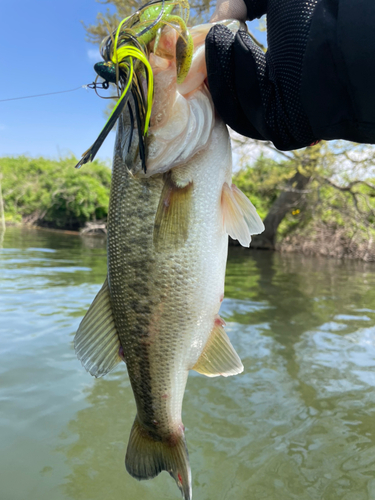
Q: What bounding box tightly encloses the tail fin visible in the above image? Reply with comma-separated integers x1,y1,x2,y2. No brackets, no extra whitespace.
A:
125,416,192,500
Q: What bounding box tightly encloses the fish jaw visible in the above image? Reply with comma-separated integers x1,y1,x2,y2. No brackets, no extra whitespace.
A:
146,86,215,177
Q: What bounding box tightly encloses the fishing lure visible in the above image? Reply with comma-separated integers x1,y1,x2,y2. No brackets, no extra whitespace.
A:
75,0,194,172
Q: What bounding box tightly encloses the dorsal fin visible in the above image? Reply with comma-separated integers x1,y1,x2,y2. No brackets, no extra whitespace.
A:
74,278,122,378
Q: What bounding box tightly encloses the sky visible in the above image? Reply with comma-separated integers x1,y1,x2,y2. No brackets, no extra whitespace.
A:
0,0,266,164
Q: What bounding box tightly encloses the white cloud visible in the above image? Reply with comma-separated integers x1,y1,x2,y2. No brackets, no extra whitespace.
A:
87,49,100,62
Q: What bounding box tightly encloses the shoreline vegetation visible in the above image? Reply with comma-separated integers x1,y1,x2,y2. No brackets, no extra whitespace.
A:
1,154,375,261
1,156,111,230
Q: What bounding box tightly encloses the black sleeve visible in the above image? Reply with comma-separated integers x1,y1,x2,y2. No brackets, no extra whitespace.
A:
302,0,375,144
206,0,375,150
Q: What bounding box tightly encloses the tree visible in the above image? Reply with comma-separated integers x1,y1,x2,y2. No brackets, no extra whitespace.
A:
84,0,214,45
1,156,111,230
0,173,5,247
233,138,375,259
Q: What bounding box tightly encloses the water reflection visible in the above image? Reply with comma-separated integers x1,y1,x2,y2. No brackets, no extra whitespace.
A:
1,227,107,288
1,228,375,500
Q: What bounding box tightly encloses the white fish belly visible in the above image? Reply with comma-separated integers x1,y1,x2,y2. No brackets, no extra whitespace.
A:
141,119,233,430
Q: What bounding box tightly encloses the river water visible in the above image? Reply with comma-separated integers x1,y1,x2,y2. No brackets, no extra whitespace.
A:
1,226,375,500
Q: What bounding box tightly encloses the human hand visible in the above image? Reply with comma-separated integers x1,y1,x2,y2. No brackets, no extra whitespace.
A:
206,0,321,150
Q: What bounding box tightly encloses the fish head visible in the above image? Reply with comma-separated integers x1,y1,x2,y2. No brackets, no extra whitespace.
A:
119,22,218,179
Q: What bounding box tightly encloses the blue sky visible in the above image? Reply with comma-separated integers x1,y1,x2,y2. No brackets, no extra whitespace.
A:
0,0,266,164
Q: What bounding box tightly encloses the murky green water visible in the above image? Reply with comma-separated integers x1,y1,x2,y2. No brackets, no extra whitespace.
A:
1,226,375,500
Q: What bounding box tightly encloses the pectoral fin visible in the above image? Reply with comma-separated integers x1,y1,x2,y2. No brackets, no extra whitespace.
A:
74,278,122,378
153,173,193,251
221,182,264,247
192,318,243,377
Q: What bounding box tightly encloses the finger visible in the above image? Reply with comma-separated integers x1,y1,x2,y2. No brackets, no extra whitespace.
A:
206,24,265,139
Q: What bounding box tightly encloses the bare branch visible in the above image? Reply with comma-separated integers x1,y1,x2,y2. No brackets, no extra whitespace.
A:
277,187,313,194
350,191,367,216
318,176,375,193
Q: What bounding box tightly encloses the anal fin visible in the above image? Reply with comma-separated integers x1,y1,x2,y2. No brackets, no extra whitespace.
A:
74,277,121,378
221,182,264,247
192,317,243,377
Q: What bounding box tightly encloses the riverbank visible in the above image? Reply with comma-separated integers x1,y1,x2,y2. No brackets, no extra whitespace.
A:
4,221,375,263
2,155,374,262
279,223,375,262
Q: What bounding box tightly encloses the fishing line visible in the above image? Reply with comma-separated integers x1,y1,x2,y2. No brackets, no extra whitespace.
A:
0,86,87,102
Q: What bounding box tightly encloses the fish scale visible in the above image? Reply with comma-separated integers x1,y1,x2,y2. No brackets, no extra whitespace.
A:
108,151,163,428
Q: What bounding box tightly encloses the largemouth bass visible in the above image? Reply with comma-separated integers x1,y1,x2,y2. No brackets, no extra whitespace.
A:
75,21,264,500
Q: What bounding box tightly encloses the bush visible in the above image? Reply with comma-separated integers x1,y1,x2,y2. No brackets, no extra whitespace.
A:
232,144,375,258
0,156,111,229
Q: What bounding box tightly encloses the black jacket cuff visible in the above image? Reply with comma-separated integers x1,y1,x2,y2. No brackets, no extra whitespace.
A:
242,0,267,20
302,0,375,143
